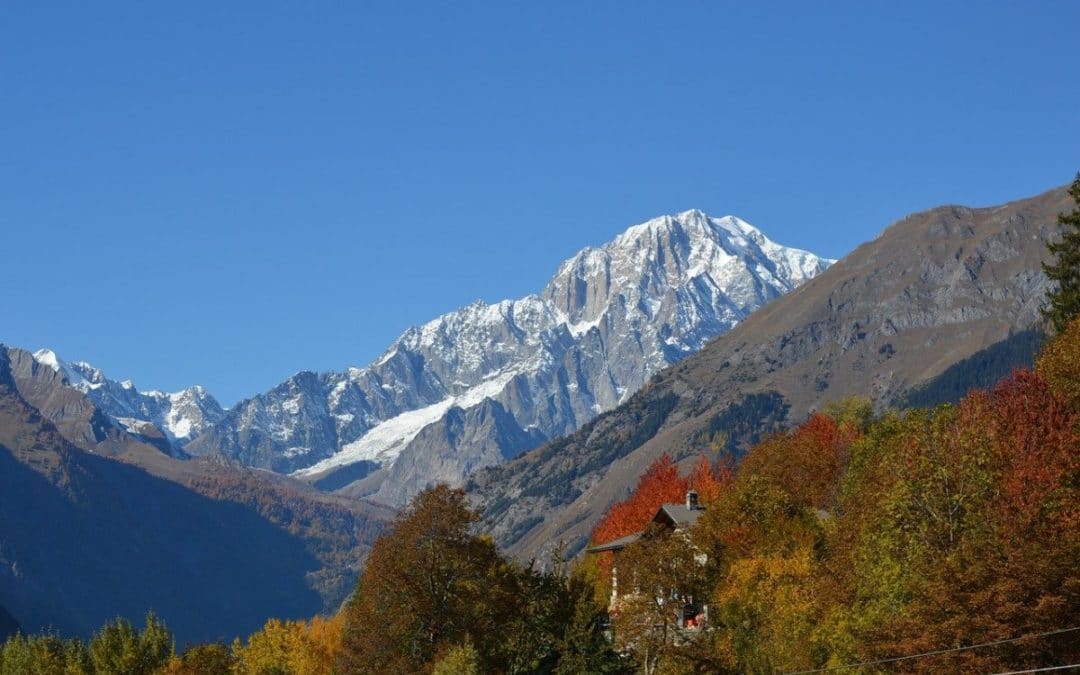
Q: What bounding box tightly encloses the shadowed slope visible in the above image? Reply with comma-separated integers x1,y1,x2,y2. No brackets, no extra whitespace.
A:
0,348,392,646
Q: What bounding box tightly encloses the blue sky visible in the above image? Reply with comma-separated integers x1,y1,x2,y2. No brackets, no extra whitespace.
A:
2,2,1078,404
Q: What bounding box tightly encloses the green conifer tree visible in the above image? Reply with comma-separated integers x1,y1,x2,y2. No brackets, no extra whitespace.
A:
1043,173,1080,333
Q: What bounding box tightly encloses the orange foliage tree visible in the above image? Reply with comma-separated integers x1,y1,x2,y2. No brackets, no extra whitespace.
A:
592,455,684,547
586,453,730,615
737,411,863,511
991,370,1080,535
591,453,729,547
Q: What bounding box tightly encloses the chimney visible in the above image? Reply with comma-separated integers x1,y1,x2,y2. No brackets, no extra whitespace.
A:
686,490,699,510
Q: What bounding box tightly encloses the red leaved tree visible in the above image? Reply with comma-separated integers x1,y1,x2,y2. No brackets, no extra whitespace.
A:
737,412,862,510
592,454,687,547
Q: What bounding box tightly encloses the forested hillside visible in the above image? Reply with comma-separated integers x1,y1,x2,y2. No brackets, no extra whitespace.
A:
901,328,1045,408
575,316,1080,672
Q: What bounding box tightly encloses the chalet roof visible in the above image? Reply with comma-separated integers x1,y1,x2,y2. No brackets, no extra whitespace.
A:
585,501,705,554
654,503,705,529
586,531,642,553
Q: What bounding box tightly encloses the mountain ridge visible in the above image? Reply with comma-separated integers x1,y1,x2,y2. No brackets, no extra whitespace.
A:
30,209,832,507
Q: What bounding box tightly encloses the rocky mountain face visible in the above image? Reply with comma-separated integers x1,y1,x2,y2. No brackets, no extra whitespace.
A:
0,344,392,645
178,210,831,505
26,348,225,453
468,186,1072,561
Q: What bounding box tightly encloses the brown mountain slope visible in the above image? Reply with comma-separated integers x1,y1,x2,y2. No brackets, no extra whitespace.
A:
469,185,1071,560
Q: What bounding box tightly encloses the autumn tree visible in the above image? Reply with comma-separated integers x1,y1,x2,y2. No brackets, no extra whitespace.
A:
0,633,90,675
338,485,511,673
610,524,709,675
1043,173,1080,333
979,371,1080,666
714,547,819,672
835,404,1003,671
736,409,863,511
431,639,480,675
692,471,824,672
592,455,688,548
686,455,729,505
165,642,233,674
88,613,173,675
825,375,1080,671
1036,315,1080,409
232,615,344,675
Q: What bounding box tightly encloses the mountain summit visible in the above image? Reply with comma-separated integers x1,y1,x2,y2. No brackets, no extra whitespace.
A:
37,211,833,505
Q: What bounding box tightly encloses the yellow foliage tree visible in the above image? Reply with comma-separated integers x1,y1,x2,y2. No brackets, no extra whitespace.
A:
232,614,343,675
1036,315,1080,409
712,547,819,673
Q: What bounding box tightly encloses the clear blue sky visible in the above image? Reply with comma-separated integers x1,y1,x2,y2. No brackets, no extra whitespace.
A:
2,2,1078,405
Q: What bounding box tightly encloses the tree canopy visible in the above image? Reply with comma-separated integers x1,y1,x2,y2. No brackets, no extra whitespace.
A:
337,484,629,674
1043,173,1080,333
581,335,1080,673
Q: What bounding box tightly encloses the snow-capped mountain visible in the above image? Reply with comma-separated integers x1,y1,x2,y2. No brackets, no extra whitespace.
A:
29,348,225,449
184,209,833,504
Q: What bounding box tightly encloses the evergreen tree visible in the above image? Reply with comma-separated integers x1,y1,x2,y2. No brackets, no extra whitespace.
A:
1042,173,1080,333
554,574,631,675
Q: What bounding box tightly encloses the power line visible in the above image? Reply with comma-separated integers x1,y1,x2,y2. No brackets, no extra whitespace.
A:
988,665,1080,675
782,626,1080,674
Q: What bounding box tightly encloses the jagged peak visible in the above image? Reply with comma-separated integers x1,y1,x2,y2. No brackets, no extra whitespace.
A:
370,209,832,368
30,347,215,410
615,209,745,245
32,348,62,372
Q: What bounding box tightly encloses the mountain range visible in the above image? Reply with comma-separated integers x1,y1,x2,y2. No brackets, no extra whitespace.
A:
28,210,832,507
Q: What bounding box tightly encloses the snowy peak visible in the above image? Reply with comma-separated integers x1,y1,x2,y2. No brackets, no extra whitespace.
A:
543,210,833,349
31,348,62,371
32,349,98,388
188,208,833,506
29,348,224,445
603,210,829,291
158,386,226,441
